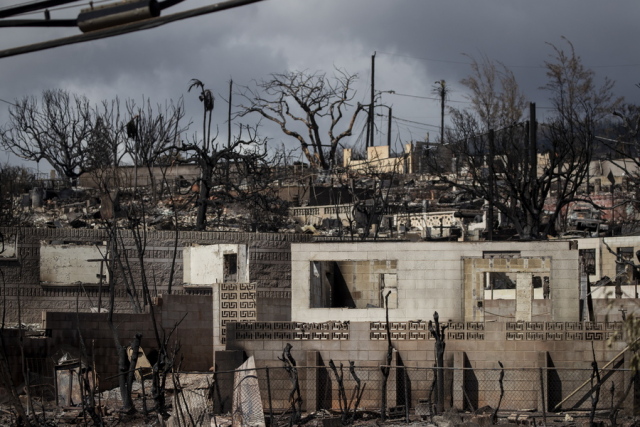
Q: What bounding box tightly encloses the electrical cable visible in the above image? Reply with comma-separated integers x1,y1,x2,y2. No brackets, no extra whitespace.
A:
393,116,441,131
0,0,266,59
377,50,640,70
0,0,83,19
10,0,111,17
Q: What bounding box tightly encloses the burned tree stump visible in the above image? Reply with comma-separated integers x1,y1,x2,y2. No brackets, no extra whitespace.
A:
429,311,448,414
279,343,302,426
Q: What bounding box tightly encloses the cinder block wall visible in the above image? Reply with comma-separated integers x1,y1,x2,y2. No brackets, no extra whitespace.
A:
0,227,311,324
37,293,215,390
226,319,631,412
44,311,160,390
291,241,579,324
159,294,213,370
226,320,626,369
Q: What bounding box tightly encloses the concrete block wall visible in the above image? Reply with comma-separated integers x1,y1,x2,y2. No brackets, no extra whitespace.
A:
159,294,213,371
226,319,631,413
0,227,311,324
291,241,578,324
36,293,216,390
39,242,109,285
44,311,160,390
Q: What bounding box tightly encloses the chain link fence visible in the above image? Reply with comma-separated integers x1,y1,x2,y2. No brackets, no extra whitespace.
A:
21,358,638,424
215,364,638,424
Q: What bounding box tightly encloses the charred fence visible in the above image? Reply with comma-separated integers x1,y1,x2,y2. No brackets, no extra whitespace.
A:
216,365,637,423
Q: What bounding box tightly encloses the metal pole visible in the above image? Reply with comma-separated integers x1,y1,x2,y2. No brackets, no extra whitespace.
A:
387,107,392,148
488,129,495,241
369,52,376,148
228,79,233,148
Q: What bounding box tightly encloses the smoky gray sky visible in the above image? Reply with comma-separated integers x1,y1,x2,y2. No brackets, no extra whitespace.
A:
1,0,639,171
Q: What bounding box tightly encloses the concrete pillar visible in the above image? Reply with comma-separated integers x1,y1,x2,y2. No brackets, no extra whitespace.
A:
212,283,221,368
305,351,322,413
537,351,547,415
453,351,464,410
516,273,533,322
213,350,244,413
387,350,398,410
444,354,454,410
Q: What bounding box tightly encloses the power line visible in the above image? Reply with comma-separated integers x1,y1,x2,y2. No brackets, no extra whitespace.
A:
0,0,82,19
0,0,266,59
9,0,112,17
392,116,441,130
389,91,468,104
377,51,470,66
377,50,640,71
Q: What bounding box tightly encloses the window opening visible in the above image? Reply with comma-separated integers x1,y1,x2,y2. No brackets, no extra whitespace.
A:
223,253,238,282
309,260,397,308
616,247,638,284
579,249,596,275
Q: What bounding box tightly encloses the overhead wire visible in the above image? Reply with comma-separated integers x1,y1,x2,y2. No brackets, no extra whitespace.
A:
13,0,112,17
0,0,266,59
0,0,84,18
377,50,640,70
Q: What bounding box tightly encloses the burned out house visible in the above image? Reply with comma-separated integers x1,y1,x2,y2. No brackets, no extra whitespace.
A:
3,227,640,419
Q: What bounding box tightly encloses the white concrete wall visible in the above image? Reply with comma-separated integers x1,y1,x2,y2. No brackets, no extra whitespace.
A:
291,241,578,323
39,243,107,285
183,244,248,285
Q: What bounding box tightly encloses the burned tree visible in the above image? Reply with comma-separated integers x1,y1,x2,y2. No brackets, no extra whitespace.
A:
237,69,366,170
0,231,31,426
491,361,504,424
0,163,35,226
426,41,621,239
381,290,393,421
0,89,94,185
124,97,187,201
429,311,448,414
328,360,366,425
88,98,130,171
339,147,409,240
279,343,302,426
185,79,273,231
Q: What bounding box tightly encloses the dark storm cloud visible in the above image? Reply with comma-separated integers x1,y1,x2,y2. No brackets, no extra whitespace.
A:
1,0,639,166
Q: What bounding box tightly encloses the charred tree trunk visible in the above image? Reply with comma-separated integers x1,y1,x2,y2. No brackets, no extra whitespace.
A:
429,311,448,414
381,291,393,421
279,343,302,426
195,166,211,231
589,344,601,426
491,361,504,424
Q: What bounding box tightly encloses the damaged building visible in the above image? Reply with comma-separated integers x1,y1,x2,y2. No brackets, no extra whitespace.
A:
0,226,309,324
3,227,640,420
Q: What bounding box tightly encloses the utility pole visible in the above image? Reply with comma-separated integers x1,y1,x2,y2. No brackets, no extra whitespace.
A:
432,80,448,144
227,79,232,184
529,103,537,186
387,107,392,148
488,129,495,241
368,52,376,148
228,79,233,147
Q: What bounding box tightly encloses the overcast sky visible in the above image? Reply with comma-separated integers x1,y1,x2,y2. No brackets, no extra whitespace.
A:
1,0,639,172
